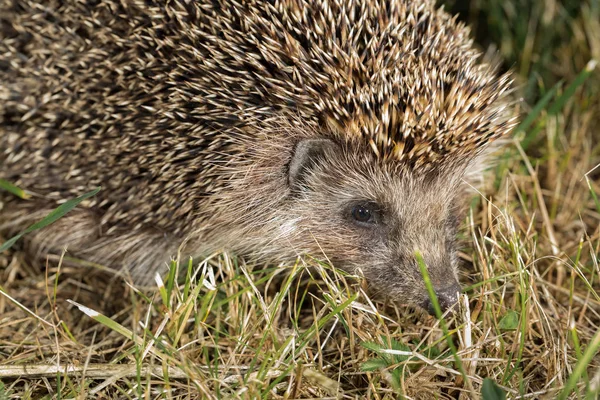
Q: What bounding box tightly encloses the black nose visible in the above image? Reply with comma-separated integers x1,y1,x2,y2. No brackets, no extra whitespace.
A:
422,283,461,316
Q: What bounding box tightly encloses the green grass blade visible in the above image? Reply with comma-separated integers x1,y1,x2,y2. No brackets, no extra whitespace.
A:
548,60,597,115
557,327,600,400
585,176,600,215
0,179,30,199
361,358,389,372
482,378,507,400
515,80,562,135
416,251,469,384
0,187,101,253
570,323,589,394
519,60,596,151
67,300,139,343
293,293,358,359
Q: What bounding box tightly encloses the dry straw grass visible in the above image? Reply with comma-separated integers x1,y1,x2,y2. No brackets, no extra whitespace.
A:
1,0,600,398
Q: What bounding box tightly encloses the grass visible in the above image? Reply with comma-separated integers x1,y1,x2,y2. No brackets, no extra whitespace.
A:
1,0,600,398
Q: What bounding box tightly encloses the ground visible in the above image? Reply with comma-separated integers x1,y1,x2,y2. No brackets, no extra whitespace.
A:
1,0,600,398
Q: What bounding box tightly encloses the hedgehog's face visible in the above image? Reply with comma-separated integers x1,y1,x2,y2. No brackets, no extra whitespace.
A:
285,138,464,314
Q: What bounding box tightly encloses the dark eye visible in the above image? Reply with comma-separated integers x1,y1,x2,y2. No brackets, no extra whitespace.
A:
351,204,375,224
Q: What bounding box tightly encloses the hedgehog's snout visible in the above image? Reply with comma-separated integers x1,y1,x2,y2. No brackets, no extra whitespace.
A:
421,282,461,315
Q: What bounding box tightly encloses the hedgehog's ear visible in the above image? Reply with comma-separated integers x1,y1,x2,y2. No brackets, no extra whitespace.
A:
288,138,338,191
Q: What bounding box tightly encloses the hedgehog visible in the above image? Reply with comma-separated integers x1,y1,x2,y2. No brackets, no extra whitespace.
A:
0,0,516,313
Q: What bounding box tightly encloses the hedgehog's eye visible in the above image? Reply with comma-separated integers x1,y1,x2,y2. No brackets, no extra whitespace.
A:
350,203,378,225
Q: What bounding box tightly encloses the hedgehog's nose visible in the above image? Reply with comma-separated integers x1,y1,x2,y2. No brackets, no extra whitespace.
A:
422,282,461,316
